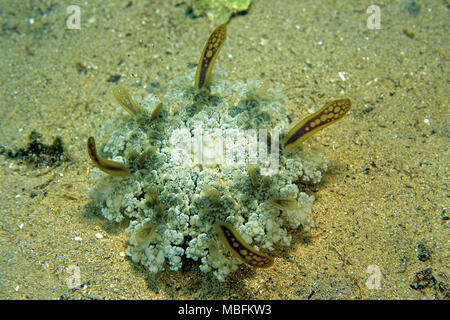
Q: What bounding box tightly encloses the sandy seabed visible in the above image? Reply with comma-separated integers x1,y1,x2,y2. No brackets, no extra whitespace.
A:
0,0,448,299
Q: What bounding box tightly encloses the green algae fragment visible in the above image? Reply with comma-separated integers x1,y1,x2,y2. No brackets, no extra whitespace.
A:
190,0,252,24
